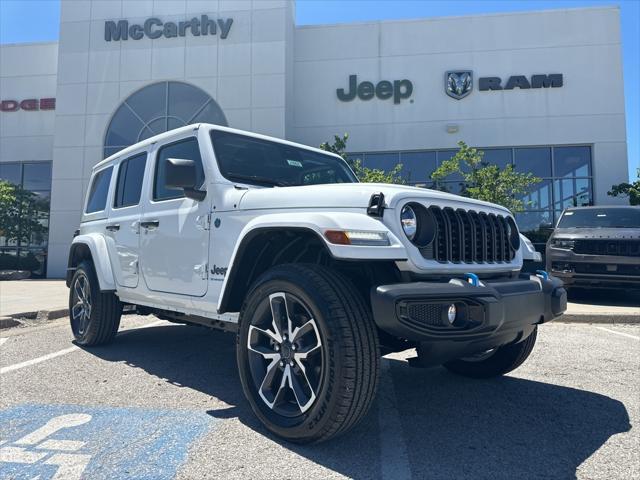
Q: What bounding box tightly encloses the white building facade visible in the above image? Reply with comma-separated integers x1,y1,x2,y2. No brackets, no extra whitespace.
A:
0,1,629,278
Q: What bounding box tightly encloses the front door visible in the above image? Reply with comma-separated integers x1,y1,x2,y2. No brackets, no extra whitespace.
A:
139,136,210,297
105,152,147,288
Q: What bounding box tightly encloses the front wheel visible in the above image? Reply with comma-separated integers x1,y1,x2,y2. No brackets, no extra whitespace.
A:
443,327,538,378
69,260,122,346
237,264,380,444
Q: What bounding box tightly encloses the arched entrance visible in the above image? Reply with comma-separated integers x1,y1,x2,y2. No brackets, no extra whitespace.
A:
103,81,227,158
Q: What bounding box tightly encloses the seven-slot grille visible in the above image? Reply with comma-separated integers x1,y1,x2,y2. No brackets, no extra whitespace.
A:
423,206,516,263
573,239,640,257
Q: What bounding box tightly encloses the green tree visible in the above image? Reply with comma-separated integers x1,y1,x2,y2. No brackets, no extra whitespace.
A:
0,180,48,246
431,141,540,213
320,133,405,184
608,168,640,205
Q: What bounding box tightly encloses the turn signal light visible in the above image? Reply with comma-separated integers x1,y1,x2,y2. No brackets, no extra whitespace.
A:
324,230,390,246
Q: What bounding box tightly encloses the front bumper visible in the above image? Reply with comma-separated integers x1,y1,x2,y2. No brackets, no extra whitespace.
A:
371,274,566,362
546,248,640,287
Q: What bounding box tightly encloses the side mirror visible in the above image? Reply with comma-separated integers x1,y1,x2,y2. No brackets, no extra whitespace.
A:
540,221,554,232
165,158,206,201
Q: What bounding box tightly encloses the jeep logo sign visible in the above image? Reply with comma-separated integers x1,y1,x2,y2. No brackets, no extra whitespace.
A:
337,75,413,104
105,15,233,41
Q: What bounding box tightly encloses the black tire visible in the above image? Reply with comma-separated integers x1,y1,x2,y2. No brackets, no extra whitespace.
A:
443,327,538,379
237,263,380,444
68,260,122,346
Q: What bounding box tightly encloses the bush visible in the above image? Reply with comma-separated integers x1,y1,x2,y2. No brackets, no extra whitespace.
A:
0,252,40,272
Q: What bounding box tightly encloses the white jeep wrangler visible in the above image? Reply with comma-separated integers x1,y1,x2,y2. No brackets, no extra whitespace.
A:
67,124,566,443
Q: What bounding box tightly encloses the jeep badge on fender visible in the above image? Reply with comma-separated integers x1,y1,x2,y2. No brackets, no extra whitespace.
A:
67,123,566,444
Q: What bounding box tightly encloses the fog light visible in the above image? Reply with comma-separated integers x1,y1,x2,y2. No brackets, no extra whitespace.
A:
447,304,457,325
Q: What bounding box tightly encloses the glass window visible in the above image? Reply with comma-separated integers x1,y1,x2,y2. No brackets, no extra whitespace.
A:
154,138,204,201
86,167,113,213
400,151,437,183
437,150,465,181
104,81,228,158
514,147,552,177
554,146,591,177
0,162,52,278
557,208,640,229
104,104,145,151
363,152,400,172
514,211,553,241
554,178,592,210
521,179,552,210
481,148,512,169
114,153,147,208
168,81,210,121
126,82,167,124
211,130,357,188
0,163,21,186
22,163,52,191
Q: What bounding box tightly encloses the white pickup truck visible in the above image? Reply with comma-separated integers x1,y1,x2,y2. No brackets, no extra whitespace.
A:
67,124,566,443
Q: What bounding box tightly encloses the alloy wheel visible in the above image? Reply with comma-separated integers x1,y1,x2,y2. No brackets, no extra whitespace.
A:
71,272,92,336
247,292,323,417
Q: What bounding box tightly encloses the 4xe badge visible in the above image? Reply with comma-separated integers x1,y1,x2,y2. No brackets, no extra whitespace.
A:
445,71,473,100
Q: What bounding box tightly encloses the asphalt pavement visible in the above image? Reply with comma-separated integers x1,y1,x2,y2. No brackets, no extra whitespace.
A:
0,315,638,479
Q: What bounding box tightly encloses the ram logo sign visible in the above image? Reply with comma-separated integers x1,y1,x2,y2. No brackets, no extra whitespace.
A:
445,71,473,100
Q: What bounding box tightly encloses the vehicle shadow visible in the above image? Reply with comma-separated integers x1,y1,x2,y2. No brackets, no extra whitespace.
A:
568,287,639,307
85,323,631,480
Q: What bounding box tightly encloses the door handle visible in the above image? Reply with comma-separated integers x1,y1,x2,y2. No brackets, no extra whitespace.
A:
105,223,120,232
140,220,160,229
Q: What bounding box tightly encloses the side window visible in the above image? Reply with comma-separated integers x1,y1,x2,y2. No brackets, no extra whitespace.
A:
153,137,204,201
114,153,147,208
85,166,113,214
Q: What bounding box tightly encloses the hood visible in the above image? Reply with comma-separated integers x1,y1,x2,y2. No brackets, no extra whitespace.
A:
237,183,510,213
552,228,640,240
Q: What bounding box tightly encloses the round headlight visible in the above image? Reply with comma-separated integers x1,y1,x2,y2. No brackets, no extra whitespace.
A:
401,205,418,241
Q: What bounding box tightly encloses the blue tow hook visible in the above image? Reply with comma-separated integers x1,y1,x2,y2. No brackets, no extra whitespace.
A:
536,270,549,280
464,273,480,287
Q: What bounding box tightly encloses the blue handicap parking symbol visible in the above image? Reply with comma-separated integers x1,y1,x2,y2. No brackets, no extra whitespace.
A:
0,404,216,480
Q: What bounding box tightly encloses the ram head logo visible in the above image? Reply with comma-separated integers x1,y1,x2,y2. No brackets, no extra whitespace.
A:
445,70,473,100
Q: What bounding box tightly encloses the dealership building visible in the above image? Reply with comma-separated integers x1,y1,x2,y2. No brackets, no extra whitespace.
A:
0,1,629,278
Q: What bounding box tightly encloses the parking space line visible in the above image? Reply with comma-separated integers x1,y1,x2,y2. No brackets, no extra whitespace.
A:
0,346,80,374
379,359,412,480
0,320,169,375
596,327,640,340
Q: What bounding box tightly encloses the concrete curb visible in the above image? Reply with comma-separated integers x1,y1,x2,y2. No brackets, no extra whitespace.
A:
0,308,69,329
559,313,640,324
0,317,21,329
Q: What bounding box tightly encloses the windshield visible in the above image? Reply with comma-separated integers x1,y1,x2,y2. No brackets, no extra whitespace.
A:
210,130,358,187
557,208,640,228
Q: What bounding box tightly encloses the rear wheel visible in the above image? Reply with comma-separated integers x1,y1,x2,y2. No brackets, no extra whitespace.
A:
69,260,122,346
443,327,538,378
237,264,380,444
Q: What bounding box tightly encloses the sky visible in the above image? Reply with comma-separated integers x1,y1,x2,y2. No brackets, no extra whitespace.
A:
0,0,638,180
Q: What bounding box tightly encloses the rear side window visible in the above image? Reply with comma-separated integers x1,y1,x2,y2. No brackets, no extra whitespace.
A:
114,153,147,208
85,166,113,214
153,137,204,201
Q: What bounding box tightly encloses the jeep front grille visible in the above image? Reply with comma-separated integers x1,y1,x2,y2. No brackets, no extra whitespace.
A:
424,206,515,263
573,239,640,257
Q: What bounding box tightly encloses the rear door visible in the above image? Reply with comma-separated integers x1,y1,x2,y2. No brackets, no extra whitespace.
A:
105,152,147,288
139,136,210,297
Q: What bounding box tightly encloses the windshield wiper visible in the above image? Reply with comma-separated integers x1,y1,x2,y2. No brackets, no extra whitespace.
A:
226,173,291,187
